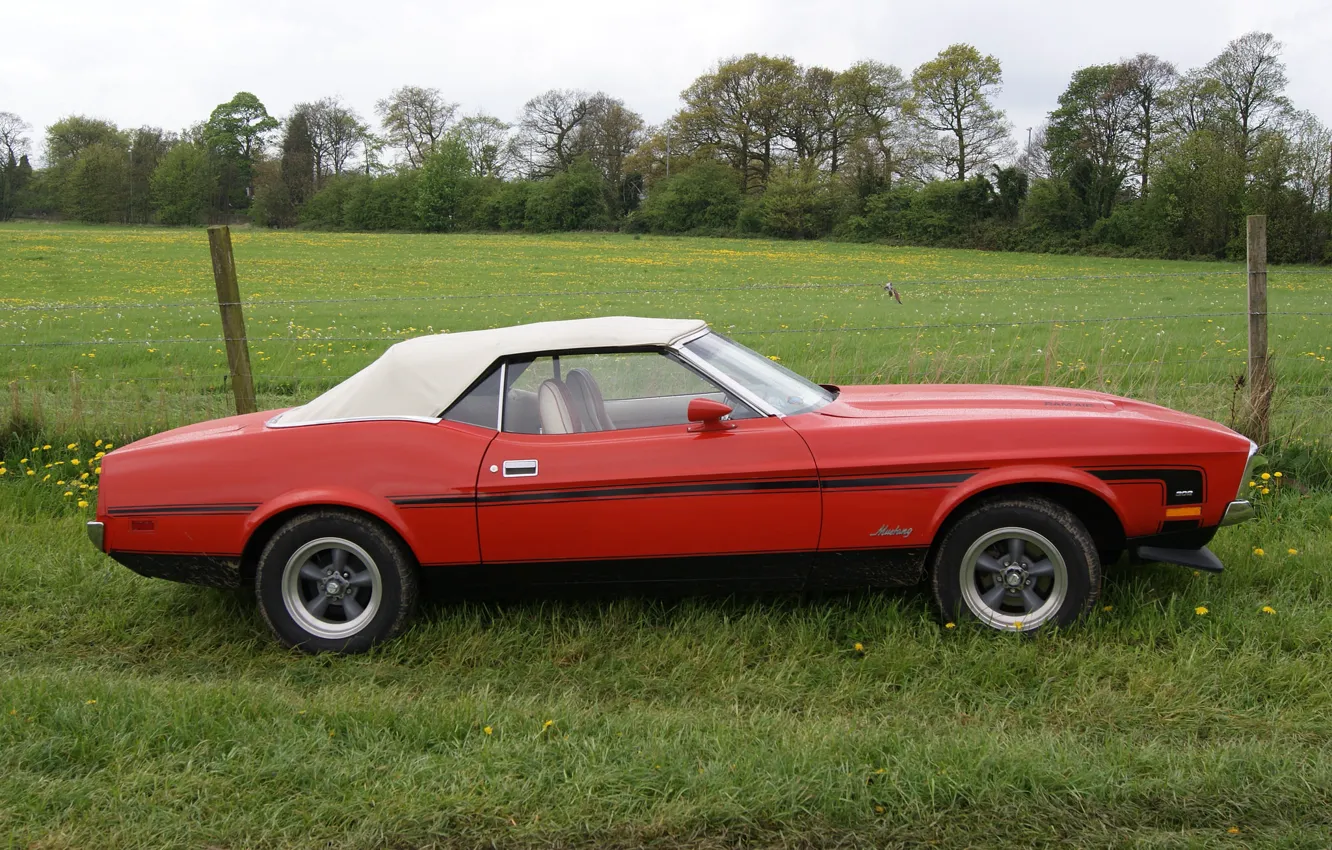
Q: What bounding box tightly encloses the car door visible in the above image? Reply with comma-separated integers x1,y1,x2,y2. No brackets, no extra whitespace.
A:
472,349,821,575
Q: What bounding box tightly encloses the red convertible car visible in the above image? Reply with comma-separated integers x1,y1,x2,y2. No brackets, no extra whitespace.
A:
88,317,1256,652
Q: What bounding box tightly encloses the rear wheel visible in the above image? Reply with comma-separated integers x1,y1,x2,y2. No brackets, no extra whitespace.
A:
932,497,1100,633
256,510,418,653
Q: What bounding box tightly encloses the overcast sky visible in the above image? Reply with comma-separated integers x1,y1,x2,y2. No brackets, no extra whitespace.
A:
6,0,1330,163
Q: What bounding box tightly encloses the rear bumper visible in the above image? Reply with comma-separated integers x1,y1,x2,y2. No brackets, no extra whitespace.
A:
109,551,243,588
86,521,105,551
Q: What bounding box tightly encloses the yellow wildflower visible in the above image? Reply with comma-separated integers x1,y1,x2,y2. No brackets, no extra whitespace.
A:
104,443,113,449
1012,620,1024,629
1103,605,1113,612
1287,548,1297,555
944,622,956,629
1261,606,1276,615
1261,472,1271,480
77,500,88,508
85,699,96,705
1261,487,1270,495
1254,548,1264,556
1273,472,1282,478
26,470,34,476
70,459,80,466
95,440,102,447
94,467,102,474
1248,481,1256,488
42,444,50,450
854,642,865,653
1195,606,1208,615
66,443,77,450
483,725,493,736
64,491,73,497
1228,827,1240,834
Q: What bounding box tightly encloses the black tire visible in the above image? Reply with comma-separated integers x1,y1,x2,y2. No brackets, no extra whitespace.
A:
255,509,418,653
932,497,1100,633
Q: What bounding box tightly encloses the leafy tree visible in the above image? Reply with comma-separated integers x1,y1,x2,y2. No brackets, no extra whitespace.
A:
1203,32,1290,162
415,137,475,231
838,60,921,192
205,93,278,211
64,142,130,222
296,98,370,185
524,157,607,231
45,116,123,171
640,160,742,232
280,111,316,220
150,143,214,225
1120,53,1177,193
583,94,644,216
375,85,458,167
127,127,174,223
1143,130,1245,257
759,165,844,238
1045,64,1137,222
910,44,1013,180
675,54,802,192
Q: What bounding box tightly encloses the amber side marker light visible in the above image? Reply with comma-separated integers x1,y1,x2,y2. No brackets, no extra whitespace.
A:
1165,506,1203,519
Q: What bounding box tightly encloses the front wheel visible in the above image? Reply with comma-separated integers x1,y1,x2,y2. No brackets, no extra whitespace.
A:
932,497,1100,633
256,510,418,653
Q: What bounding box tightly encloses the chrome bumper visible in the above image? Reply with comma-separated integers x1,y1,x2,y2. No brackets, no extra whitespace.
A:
1219,500,1254,527
86,521,105,551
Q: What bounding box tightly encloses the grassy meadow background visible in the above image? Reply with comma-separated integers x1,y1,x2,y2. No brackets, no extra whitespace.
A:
2,221,1332,848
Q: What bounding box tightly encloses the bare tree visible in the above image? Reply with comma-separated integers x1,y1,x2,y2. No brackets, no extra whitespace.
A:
838,60,923,188
375,85,459,168
1017,124,1051,180
583,94,644,214
1165,69,1228,136
1205,31,1291,161
516,89,592,176
910,44,1015,180
1121,53,1178,193
0,112,31,162
453,113,512,177
297,98,371,183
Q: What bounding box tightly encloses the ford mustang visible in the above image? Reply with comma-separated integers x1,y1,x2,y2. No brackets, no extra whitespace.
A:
87,316,1257,652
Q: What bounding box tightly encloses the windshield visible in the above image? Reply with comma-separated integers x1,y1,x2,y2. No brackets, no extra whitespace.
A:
684,332,835,416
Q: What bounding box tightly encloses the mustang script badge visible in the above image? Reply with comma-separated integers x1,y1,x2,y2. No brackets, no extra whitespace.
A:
870,524,913,538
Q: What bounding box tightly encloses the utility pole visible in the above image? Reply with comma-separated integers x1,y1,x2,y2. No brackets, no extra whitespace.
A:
665,126,671,179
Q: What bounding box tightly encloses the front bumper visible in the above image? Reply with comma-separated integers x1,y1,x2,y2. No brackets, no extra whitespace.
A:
86,521,105,551
1220,500,1254,527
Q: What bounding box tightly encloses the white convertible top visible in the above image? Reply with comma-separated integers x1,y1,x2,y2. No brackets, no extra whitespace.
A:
273,316,709,426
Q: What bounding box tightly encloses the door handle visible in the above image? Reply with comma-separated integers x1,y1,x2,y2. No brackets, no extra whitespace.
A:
502,459,539,477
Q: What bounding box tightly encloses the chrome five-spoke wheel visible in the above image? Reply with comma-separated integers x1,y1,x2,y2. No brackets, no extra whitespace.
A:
932,497,1101,634
281,537,382,639
959,527,1067,631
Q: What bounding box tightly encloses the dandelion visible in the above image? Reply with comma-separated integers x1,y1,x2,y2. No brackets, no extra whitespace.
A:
1287,548,1297,555
26,470,34,476
483,725,493,736
1195,606,1208,615
1261,606,1276,615
104,443,113,449
70,459,80,466
85,699,96,705
1273,472,1282,478
0,469,6,476
1260,472,1271,481
66,443,77,450
944,622,956,629
1103,605,1113,612
1228,827,1240,835
1012,620,1024,630
64,491,73,497
77,500,88,508
853,642,865,653
94,467,102,474
94,440,102,447
42,445,50,450
1248,481,1256,488
543,719,554,729
1261,487,1270,495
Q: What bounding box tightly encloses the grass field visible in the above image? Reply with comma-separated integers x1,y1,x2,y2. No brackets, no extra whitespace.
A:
2,222,1332,848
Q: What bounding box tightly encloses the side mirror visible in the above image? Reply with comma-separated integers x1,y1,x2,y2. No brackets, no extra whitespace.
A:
687,398,736,432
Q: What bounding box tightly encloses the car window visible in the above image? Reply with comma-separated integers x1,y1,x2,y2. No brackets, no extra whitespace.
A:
502,350,758,435
440,365,502,429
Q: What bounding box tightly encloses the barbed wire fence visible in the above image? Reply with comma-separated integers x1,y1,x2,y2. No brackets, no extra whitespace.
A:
2,218,1329,449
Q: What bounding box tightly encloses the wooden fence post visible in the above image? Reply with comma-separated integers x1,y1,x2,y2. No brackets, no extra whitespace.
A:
207,226,257,416
1244,215,1272,445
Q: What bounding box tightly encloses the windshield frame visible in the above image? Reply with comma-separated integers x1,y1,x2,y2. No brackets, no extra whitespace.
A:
675,330,835,417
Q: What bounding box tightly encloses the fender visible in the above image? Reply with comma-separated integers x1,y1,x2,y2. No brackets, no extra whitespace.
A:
928,464,1128,538
243,488,423,557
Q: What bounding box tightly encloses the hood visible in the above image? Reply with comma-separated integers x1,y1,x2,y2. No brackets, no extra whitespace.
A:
823,384,1238,436
113,410,282,455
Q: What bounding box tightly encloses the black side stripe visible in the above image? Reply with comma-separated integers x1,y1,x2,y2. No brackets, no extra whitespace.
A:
822,472,975,489
391,495,475,507
478,479,820,505
107,504,258,517
1088,468,1205,505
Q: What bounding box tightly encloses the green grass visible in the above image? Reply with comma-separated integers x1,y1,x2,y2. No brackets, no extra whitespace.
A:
2,222,1332,847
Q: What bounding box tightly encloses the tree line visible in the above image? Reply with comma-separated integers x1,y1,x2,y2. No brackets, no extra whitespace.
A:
2,32,1328,263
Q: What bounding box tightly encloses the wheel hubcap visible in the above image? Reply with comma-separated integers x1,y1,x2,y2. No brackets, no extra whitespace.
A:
958,526,1068,631
281,537,382,640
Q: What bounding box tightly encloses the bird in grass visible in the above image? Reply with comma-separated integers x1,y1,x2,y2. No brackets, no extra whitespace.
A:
883,282,902,303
